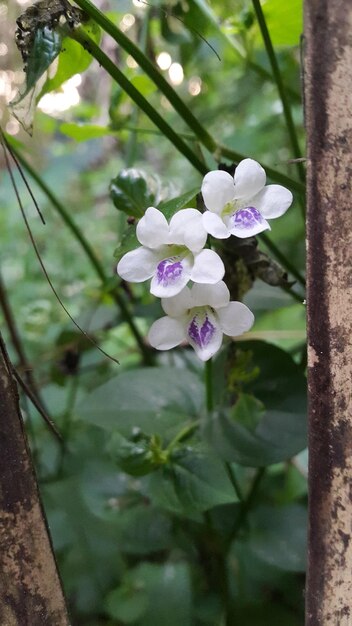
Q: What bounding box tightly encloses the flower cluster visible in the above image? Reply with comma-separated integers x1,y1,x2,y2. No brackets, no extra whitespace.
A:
117,159,292,361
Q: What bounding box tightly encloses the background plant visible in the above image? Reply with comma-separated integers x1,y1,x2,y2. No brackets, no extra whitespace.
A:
0,0,306,624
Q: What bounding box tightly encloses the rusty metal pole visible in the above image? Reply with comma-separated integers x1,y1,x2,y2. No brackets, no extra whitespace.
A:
305,1,352,625
0,334,70,625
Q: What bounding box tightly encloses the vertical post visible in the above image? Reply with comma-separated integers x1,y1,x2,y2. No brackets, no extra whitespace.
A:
0,335,70,625
305,1,352,625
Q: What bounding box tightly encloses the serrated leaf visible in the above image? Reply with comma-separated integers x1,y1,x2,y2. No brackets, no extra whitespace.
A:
110,169,155,218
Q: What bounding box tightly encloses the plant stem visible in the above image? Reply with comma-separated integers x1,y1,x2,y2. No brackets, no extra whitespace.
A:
8,142,152,364
205,358,213,413
225,463,244,501
71,27,208,175
229,467,265,543
251,0,306,196
73,0,305,194
259,232,306,287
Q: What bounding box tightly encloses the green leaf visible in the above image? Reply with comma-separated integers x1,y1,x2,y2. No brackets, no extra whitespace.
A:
59,122,112,142
204,341,307,466
110,169,155,218
108,432,162,477
106,562,192,626
114,505,173,555
247,504,307,572
256,0,303,47
130,74,157,97
231,393,264,431
229,603,302,626
147,445,239,516
113,224,138,262
105,585,149,623
17,27,63,101
76,366,204,439
157,187,199,220
41,20,101,96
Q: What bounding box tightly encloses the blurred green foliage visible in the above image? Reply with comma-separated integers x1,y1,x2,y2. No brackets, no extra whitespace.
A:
1,0,306,623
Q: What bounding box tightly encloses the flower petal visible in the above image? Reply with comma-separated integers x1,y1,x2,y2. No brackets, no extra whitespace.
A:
136,207,169,248
162,286,192,317
202,211,230,239
190,282,230,309
251,184,293,219
150,253,192,298
217,301,254,337
228,207,270,238
117,247,157,282
233,158,266,199
169,208,207,251
190,249,225,284
187,308,223,361
148,316,186,350
201,170,235,214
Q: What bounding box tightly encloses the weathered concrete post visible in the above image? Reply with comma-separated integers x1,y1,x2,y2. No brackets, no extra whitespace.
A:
0,334,70,625
305,1,352,624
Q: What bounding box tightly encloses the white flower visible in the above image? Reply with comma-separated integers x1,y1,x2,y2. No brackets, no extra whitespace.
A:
117,207,224,298
148,282,254,361
201,158,293,239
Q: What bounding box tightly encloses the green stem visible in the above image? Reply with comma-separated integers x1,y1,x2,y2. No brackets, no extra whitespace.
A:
9,142,152,364
251,0,305,189
205,358,213,413
73,0,304,194
229,467,265,543
225,463,244,501
259,232,306,287
71,27,208,175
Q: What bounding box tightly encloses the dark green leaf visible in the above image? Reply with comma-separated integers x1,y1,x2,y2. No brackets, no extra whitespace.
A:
157,187,199,220
204,341,307,466
106,562,192,626
113,224,138,261
18,26,62,101
147,445,239,516
247,504,307,572
110,169,155,218
76,367,204,438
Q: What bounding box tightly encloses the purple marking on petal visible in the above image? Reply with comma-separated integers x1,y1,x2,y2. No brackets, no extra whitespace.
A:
232,206,263,230
188,313,215,348
157,258,183,286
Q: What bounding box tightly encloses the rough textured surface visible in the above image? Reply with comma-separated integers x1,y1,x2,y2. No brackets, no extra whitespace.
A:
305,1,352,624
0,335,70,625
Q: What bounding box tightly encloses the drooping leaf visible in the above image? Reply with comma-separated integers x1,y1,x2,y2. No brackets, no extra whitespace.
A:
15,26,63,102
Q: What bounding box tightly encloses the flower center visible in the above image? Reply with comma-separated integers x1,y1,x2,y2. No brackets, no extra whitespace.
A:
187,307,216,348
156,256,183,286
232,206,263,230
